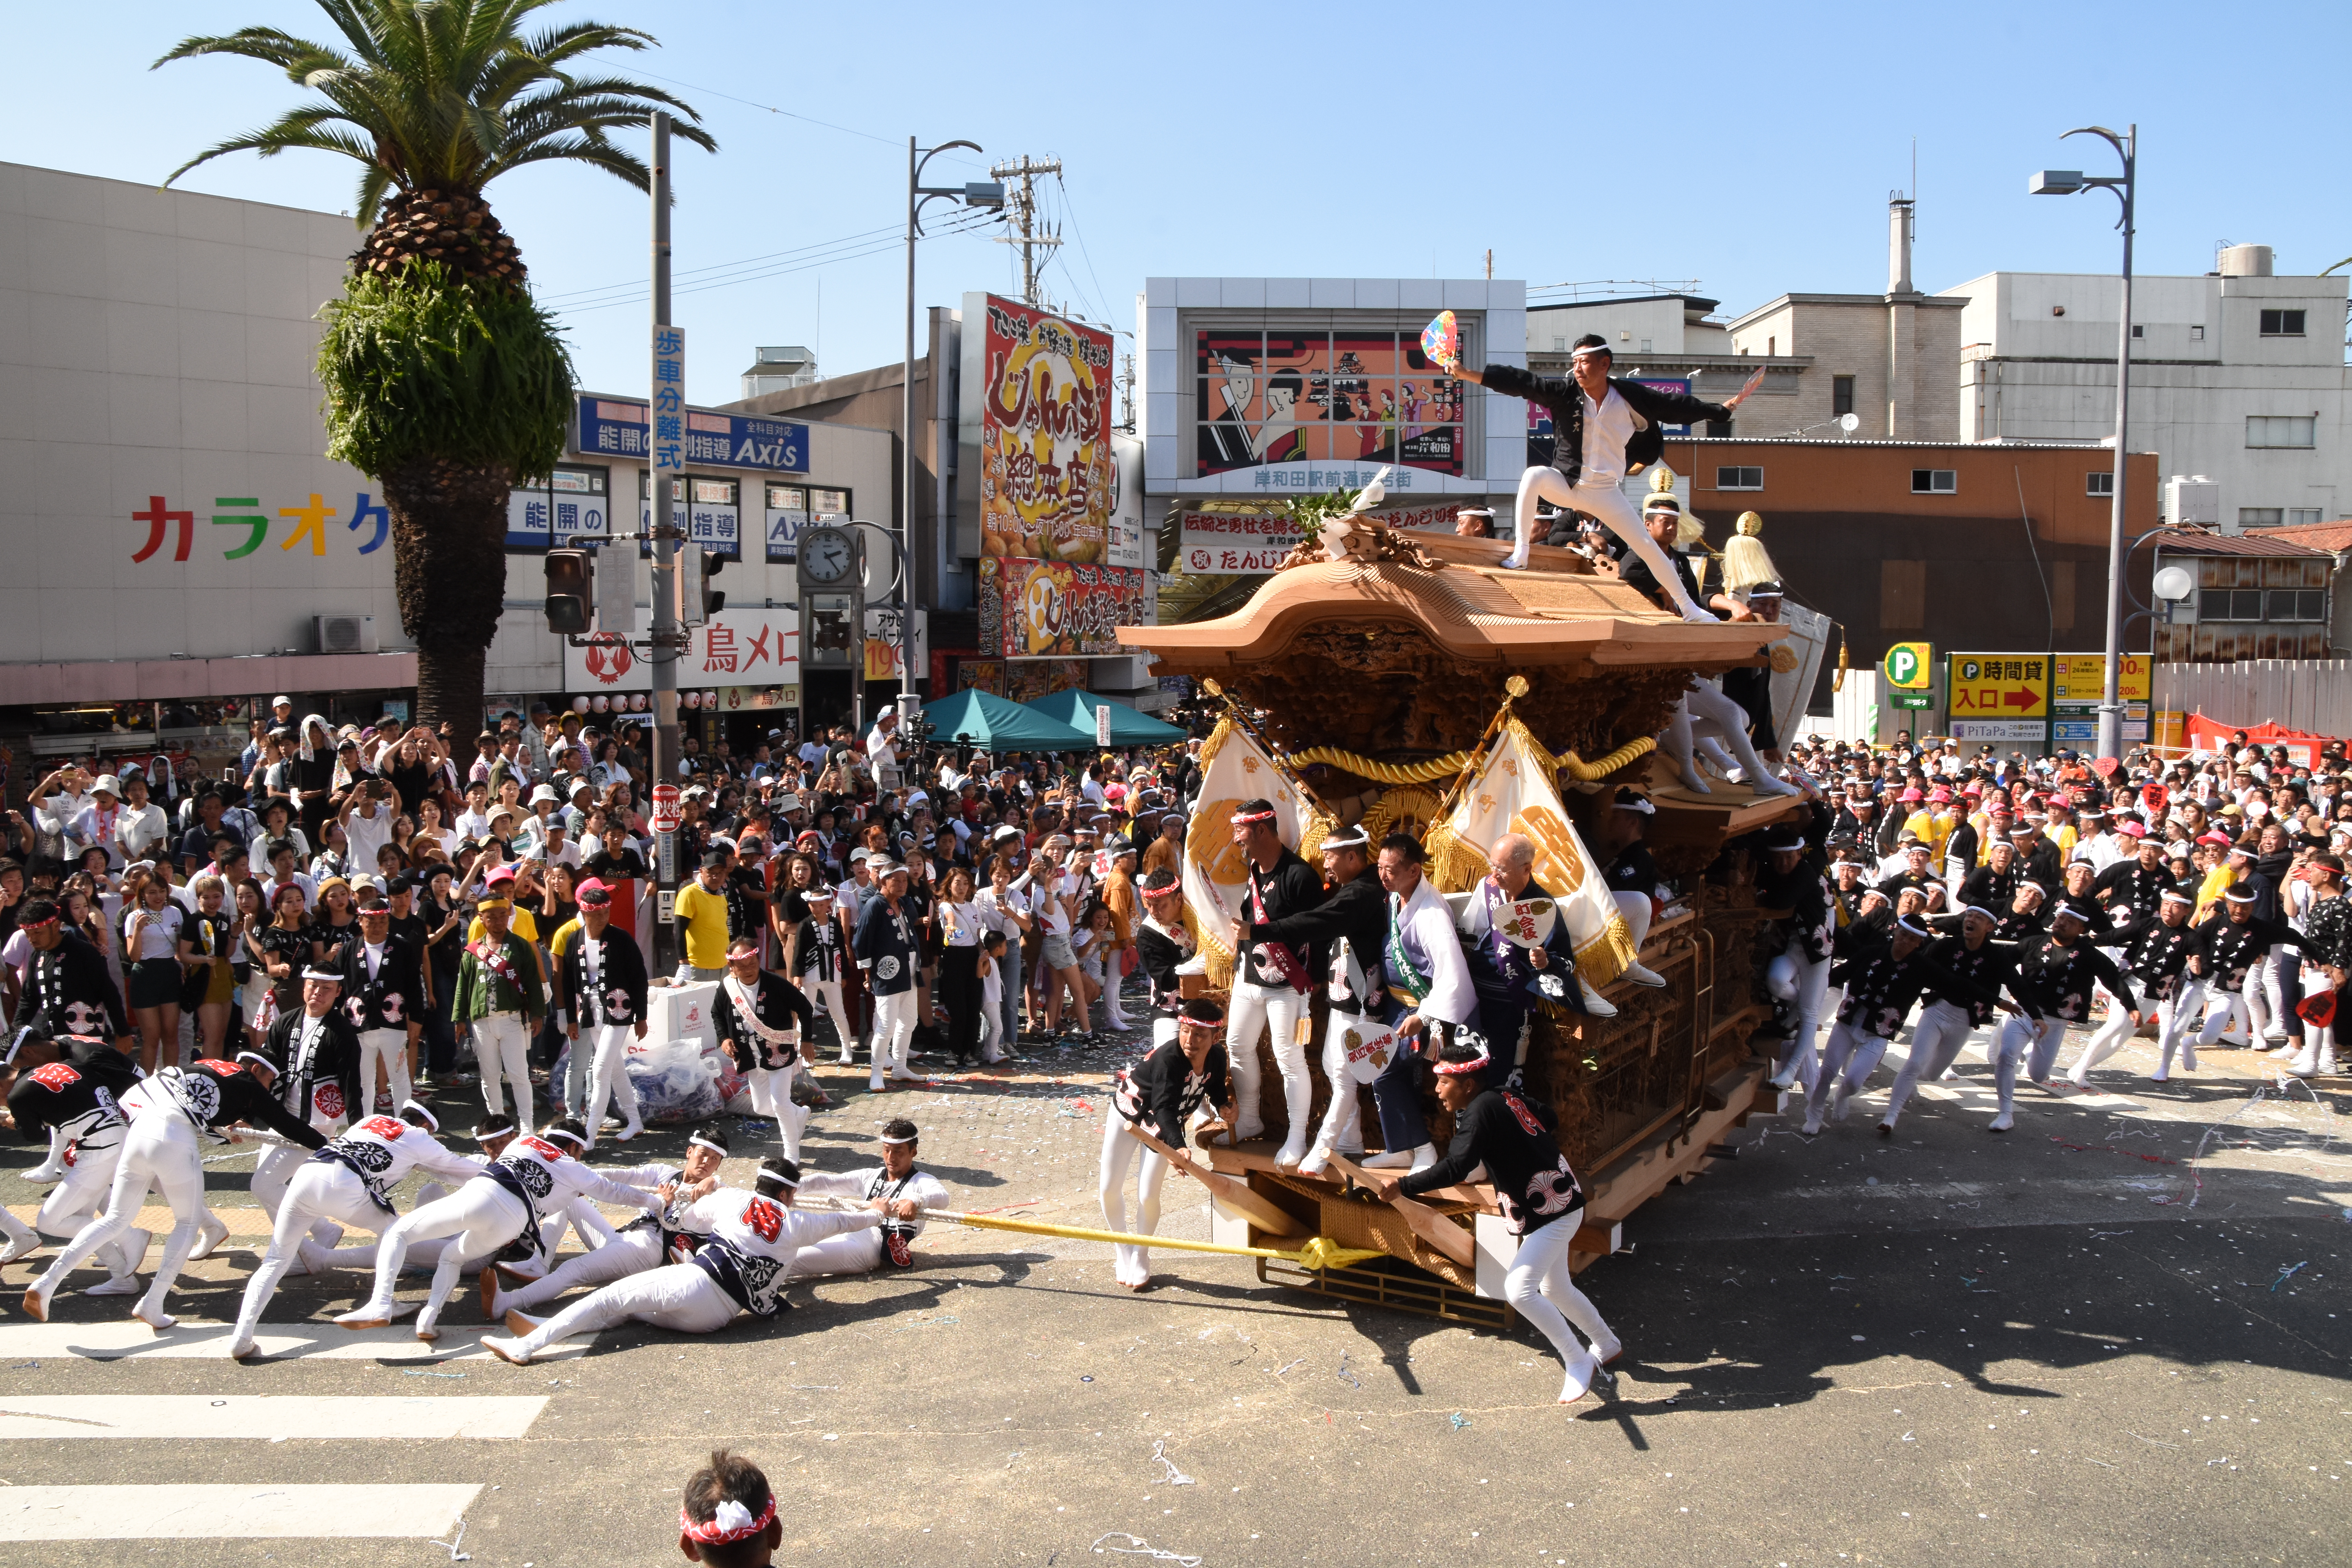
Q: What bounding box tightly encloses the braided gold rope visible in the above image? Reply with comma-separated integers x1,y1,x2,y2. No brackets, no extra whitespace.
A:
1287,734,1657,786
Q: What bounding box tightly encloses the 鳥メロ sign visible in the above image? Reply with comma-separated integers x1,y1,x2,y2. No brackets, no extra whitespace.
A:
1947,653,2048,719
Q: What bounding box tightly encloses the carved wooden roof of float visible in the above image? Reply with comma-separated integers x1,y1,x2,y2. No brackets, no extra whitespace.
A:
1119,531,1785,678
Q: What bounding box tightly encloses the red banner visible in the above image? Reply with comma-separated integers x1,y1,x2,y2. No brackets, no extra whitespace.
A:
977,556,1148,659
978,298,1115,564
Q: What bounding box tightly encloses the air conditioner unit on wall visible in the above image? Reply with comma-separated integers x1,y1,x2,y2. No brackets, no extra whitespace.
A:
314,615,379,654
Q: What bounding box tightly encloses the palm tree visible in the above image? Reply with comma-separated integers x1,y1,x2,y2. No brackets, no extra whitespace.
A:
157,0,715,733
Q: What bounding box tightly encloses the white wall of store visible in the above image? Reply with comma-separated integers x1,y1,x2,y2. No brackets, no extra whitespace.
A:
0,160,895,704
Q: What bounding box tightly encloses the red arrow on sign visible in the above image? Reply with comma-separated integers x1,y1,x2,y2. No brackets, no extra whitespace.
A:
2002,688,2039,711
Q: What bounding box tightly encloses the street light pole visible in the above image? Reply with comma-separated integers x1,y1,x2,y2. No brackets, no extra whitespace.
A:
648,111,682,976
2033,124,2136,765
902,140,1001,722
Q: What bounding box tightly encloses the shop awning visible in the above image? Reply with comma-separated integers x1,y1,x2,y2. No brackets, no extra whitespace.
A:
922,689,1097,751
1021,690,1189,747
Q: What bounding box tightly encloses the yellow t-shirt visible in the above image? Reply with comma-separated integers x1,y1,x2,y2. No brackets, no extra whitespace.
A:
672,881,730,971
2196,864,2235,920
547,916,584,958
467,907,539,946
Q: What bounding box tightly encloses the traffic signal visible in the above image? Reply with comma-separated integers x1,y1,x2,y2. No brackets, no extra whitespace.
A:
544,548,592,634
702,549,725,618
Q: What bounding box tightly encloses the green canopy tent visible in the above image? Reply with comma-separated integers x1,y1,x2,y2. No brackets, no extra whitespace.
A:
1021,689,1189,747
921,688,1096,751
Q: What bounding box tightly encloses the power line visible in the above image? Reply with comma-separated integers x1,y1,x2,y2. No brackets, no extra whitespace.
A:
539,222,904,305
552,210,999,314
1051,169,1114,327
606,60,986,172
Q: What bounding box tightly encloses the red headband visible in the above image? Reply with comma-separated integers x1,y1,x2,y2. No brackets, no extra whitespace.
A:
18,915,58,931
1432,1051,1492,1078
679,1495,776,1545
1229,808,1276,826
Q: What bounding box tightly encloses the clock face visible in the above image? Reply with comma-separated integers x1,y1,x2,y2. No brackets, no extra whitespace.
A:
803,529,853,583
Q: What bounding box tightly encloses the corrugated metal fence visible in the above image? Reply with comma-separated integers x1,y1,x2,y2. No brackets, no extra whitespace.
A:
2156,660,2352,736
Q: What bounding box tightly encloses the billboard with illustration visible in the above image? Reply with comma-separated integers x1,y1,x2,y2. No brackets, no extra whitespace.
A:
1195,328,1465,478
977,556,1149,659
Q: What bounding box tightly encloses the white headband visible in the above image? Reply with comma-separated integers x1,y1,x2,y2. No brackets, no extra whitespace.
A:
878,1130,918,1146
688,1134,730,1156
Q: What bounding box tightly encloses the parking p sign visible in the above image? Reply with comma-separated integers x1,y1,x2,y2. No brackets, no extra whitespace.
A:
1883,641,1931,690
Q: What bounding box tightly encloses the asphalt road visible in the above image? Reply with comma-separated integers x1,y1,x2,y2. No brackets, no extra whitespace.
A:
2,1016,2347,1567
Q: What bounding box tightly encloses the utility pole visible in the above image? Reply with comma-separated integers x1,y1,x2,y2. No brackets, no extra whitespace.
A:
1118,352,1136,432
989,155,1064,305
648,111,683,976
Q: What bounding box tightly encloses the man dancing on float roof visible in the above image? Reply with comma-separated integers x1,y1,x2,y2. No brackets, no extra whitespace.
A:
1456,336,1760,601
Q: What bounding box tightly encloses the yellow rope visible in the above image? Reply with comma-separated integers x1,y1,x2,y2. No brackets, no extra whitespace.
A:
1551,735,1657,780
1285,746,1474,784
809,1202,1382,1273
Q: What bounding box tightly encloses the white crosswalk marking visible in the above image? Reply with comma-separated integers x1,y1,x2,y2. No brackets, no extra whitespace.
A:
0,1395,546,1440
3,1483,480,1541
0,1318,593,1362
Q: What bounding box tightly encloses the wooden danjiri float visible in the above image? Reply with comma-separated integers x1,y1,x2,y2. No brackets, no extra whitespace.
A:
1116,512,1809,1327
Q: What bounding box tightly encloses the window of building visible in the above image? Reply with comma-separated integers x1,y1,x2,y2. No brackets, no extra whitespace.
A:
2247,416,2316,449
1911,469,1958,494
1553,336,1566,351
2131,323,2145,339
1705,419,1733,439
2190,325,2205,341
2238,508,2283,528
1880,560,1928,629
2290,508,2325,527
2200,588,2267,620
2259,309,2307,337
1194,326,1468,478
2087,471,2114,497
1715,466,1764,490
1639,338,1653,352
1832,376,1855,416
2269,588,2327,621
1766,336,1775,356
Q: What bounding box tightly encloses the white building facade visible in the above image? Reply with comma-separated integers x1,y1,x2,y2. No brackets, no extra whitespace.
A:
1944,249,2352,532
0,159,893,734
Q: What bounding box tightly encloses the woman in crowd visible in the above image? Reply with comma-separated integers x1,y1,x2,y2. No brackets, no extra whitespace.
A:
177,872,238,1060
120,866,185,1073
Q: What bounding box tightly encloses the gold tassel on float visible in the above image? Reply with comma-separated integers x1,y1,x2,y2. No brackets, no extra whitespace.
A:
1721,510,1784,596
1833,627,1849,693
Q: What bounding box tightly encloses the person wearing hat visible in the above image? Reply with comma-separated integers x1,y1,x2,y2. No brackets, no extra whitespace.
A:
1132,867,1194,1020
1218,798,1327,1153
1100,996,1234,1290
854,858,924,1091
227,1099,483,1359
481,1153,889,1364
484,1122,731,1323
24,1050,328,1330
2283,853,2350,1078
2187,878,2312,1056
555,878,650,1146
1,1031,150,1276
1993,904,2139,1130
452,880,548,1129
780,880,856,1067
4,897,132,1087
1370,1032,1621,1405
1799,909,2002,1136
713,934,817,1159
2065,888,2206,1086
340,897,425,1116
1458,337,1754,601
2092,827,2172,924
62,773,128,873
1757,824,1836,1094
673,852,734,984
793,1116,955,1278
1596,788,1672,987
339,1113,664,1341
1879,906,2029,1134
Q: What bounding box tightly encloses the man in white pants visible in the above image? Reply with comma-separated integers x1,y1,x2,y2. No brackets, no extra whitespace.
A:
852,861,922,1092
25,1055,328,1329
340,895,423,1116
555,878,648,1147
335,1116,661,1341
713,936,815,1160
3,1039,151,1288
1099,999,1233,1290
485,1124,730,1320
228,1100,486,1359
1221,800,1322,1162
451,882,545,1130
2067,891,2202,1085
252,968,365,1245
482,1155,889,1365
1453,337,1757,600
1879,907,2025,1134
794,1117,952,1276
790,886,857,1065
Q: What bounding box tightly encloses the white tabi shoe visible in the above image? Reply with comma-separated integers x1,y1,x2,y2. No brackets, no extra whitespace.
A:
1622,962,1668,989
1358,1148,1412,1170
227,1335,261,1361
333,1300,417,1328
188,1214,231,1262
1406,1142,1438,1174
1987,1110,2016,1132
1297,1144,1354,1177
1830,1082,1856,1122
481,1332,531,1365
1579,981,1619,1019
1272,1136,1308,1171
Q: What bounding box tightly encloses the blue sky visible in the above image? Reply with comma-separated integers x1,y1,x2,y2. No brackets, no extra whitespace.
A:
15,1,2348,410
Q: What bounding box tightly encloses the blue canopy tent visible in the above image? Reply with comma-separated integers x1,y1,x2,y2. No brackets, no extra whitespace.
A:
921,688,1096,751
1021,689,1189,747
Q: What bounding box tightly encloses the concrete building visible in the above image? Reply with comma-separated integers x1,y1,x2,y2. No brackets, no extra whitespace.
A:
2143,525,2333,663
739,344,817,399
1726,199,1967,442
1942,245,2352,533
0,158,896,768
